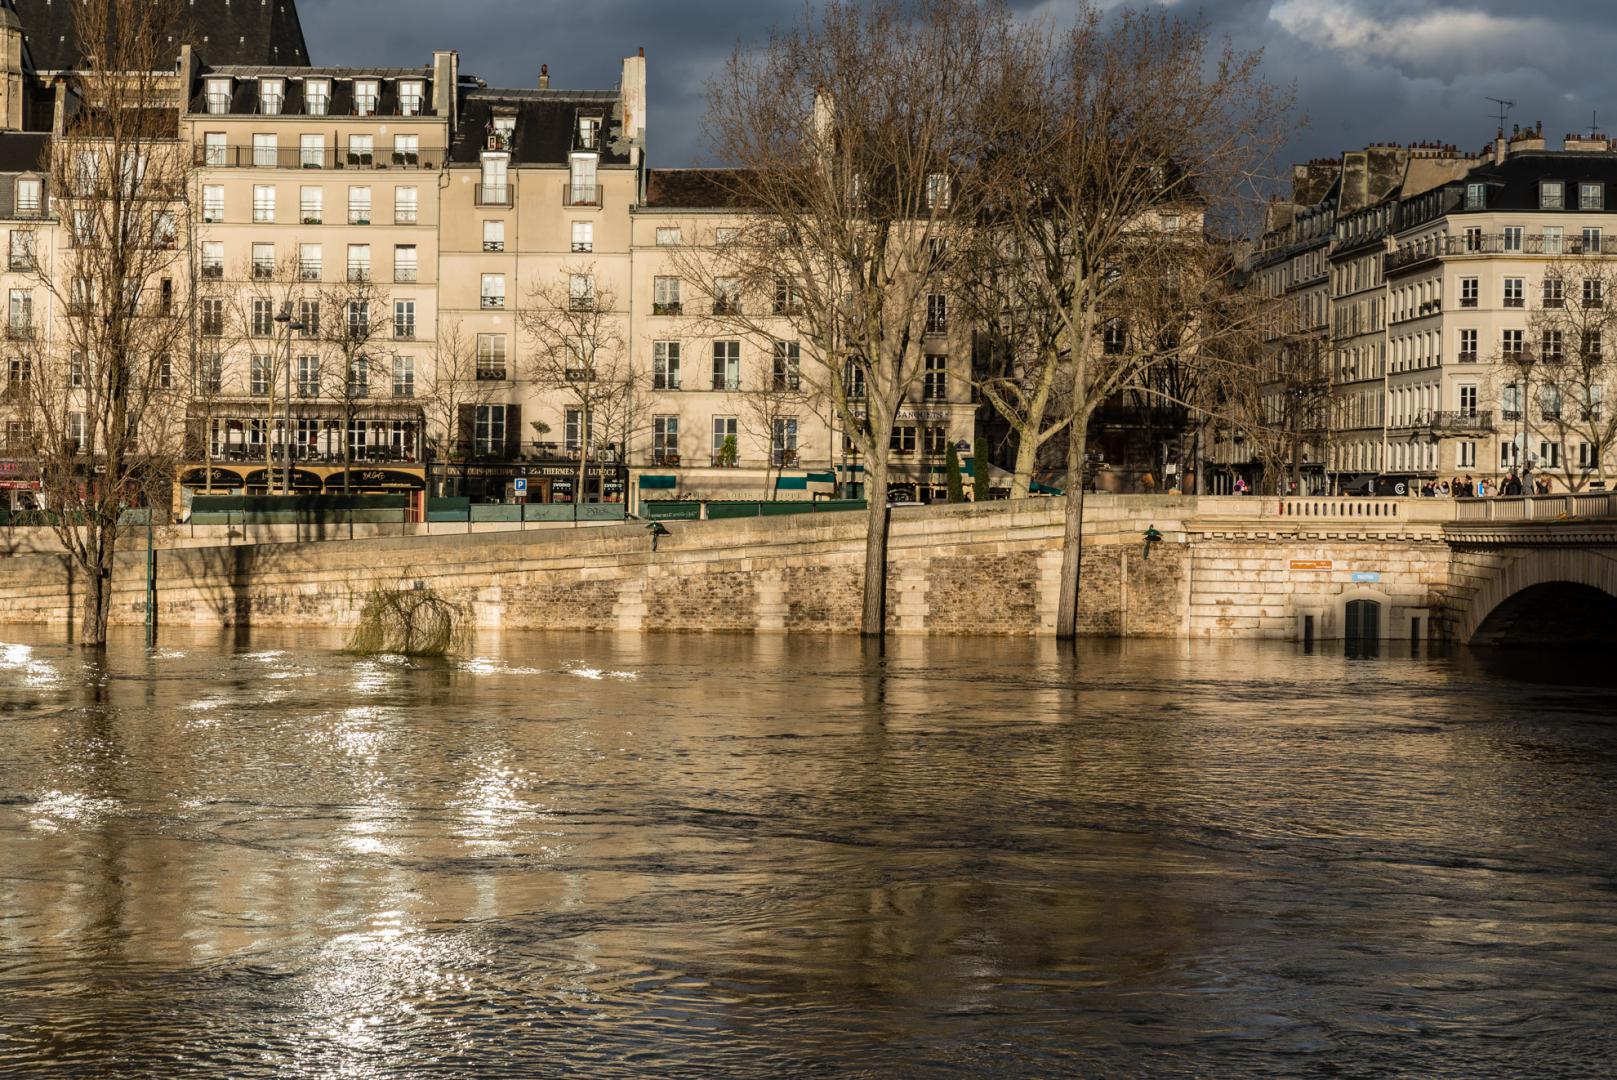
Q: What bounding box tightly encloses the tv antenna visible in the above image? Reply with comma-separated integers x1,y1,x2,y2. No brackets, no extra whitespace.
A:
1486,96,1516,132
1590,110,1602,137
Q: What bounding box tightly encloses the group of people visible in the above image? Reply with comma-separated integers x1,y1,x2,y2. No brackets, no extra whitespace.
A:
1422,472,1554,498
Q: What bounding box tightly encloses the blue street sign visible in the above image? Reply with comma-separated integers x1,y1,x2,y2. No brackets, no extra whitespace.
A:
513,478,528,494
1351,571,1381,584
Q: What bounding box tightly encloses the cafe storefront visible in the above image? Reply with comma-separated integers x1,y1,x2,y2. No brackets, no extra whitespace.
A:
433,460,628,504
177,463,429,518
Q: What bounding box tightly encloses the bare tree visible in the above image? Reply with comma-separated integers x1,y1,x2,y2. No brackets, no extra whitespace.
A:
979,4,1289,638
1518,257,1617,489
416,317,499,470
741,342,814,497
518,264,639,502
316,275,395,497
701,0,1021,635
15,0,195,645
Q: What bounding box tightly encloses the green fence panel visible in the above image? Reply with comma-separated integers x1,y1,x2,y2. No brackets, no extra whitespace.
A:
814,499,867,513
470,504,523,523
523,504,576,522
427,509,469,523
577,502,628,521
643,501,701,521
428,496,470,514
705,501,763,520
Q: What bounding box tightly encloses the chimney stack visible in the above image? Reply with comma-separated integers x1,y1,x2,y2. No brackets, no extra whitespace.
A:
539,64,549,90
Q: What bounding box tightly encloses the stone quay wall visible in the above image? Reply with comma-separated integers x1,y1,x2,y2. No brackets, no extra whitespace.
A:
0,496,1469,639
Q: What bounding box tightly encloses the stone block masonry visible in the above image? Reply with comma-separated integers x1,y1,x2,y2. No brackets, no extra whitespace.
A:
0,496,1509,639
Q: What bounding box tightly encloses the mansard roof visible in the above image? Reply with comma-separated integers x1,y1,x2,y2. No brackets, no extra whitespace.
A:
12,0,310,71
1452,151,1617,211
450,89,631,167
642,168,757,209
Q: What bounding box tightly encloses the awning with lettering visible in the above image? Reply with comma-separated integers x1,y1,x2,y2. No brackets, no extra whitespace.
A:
324,468,427,491
638,474,677,490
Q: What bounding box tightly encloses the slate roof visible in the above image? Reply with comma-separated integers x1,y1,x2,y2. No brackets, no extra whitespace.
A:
1455,151,1617,212
642,168,757,209
187,69,438,118
0,131,48,172
450,89,629,167
13,0,311,71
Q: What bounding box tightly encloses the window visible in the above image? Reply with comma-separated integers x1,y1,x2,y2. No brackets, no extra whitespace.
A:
926,172,950,209
1458,384,1478,416
250,354,272,395
299,185,323,224
926,293,947,334
1503,278,1524,308
1540,181,1564,209
713,277,740,316
156,355,173,389
6,356,28,388
568,274,593,310
1465,182,1486,209
6,289,30,336
711,416,738,465
1460,277,1478,307
1463,226,1483,253
198,355,223,395
772,417,799,466
298,299,321,337
476,334,507,379
393,134,420,167
346,300,369,340
923,424,947,457
1544,226,1563,254
890,425,917,454
297,355,319,397
205,78,232,115
483,220,504,252
392,356,415,398
712,340,741,390
252,242,274,279
252,184,276,223
1578,441,1597,470
714,227,738,246
491,116,516,144
347,135,374,168
347,358,370,398
1542,330,1564,362
70,209,94,247
653,341,681,389
15,177,40,214
1103,319,1125,354
252,133,277,168
305,78,330,116
251,298,275,337
346,185,371,225
395,186,418,224
200,297,224,336
1458,441,1476,469
1585,329,1603,362
1503,226,1523,252
480,155,509,203
1585,278,1605,309
7,230,33,271
347,244,371,282
923,353,947,400
202,184,225,223
1542,276,1564,307
652,416,679,464
653,276,682,315
1539,439,1562,467
1502,329,1524,356
578,115,601,149
388,299,414,341
354,80,380,117
394,244,417,284
1502,383,1523,420
298,243,322,281
656,227,682,246
259,78,284,115
68,352,85,389
482,273,507,309
1581,182,1604,210
844,357,866,399
568,153,598,205
67,413,86,452
399,80,425,117
1585,385,1604,422
571,220,593,253
1458,328,1478,361
773,340,801,390
295,133,324,170
773,279,802,315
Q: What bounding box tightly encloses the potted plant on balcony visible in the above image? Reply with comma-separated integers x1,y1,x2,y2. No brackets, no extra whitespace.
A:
718,434,738,468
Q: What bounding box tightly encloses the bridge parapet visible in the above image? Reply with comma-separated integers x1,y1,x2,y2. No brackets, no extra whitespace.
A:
1453,492,1617,522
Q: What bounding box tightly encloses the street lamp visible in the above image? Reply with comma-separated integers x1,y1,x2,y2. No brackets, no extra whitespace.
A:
273,303,305,495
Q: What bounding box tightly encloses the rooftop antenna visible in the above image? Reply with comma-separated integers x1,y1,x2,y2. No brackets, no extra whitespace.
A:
1590,110,1602,137
1486,96,1516,133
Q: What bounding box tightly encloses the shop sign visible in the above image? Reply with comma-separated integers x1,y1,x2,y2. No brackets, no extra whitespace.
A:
328,468,426,491
180,466,246,486
1289,559,1332,571
243,468,323,489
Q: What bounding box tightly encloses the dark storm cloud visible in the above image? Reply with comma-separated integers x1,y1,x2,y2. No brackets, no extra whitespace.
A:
296,0,1617,169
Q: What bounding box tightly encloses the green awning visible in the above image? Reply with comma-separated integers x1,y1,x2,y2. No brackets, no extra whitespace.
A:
638,474,677,490
775,475,808,490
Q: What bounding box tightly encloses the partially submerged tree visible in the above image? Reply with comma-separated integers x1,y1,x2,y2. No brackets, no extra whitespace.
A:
15,0,195,645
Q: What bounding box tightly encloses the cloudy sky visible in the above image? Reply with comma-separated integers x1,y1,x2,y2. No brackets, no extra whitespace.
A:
297,0,1609,170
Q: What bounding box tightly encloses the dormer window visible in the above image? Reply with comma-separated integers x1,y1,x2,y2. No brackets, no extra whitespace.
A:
925,172,950,210
489,115,515,150
16,177,42,215
399,80,425,117
578,115,601,149
259,78,284,116
354,80,379,117
1465,183,1486,210
205,78,232,115
1540,181,1564,209
1581,182,1604,210
305,79,330,116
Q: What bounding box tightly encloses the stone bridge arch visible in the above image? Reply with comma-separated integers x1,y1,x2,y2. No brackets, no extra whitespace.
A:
1457,547,1617,646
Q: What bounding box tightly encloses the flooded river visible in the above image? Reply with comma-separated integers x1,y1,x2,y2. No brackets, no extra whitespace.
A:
0,629,1614,1077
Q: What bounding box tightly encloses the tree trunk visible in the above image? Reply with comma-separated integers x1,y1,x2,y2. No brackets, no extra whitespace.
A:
576,402,591,506
859,454,889,636
80,543,113,648
1055,410,1090,641
1010,429,1037,500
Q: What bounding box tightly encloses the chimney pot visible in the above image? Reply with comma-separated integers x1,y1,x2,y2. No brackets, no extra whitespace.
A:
539,63,549,89
638,46,644,57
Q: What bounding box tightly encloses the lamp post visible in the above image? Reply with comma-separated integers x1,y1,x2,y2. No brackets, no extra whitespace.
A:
273,303,305,495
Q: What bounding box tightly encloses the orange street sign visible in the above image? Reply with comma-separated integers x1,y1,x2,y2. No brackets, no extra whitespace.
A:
1289,560,1333,571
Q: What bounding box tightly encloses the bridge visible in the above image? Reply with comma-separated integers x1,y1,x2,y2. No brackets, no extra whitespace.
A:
0,493,1610,647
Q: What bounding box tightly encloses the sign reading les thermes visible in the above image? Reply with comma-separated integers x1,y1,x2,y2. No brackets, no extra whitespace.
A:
1289,559,1333,571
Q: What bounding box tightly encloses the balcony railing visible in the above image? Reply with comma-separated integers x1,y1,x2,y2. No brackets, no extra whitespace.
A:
475,367,507,381
5,323,34,341
1421,409,1495,433
476,184,513,207
562,184,603,208
195,145,445,170
482,240,505,252
1457,351,1478,363
394,325,416,340
1388,232,1610,271
652,302,682,316
481,295,506,309
395,267,418,283
347,265,371,283
396,210,419,225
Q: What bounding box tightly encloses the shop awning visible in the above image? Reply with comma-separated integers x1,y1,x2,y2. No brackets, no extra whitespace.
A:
639,474,677,490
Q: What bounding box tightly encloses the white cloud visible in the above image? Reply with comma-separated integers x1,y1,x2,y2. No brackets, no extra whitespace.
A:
1269,0,1564,77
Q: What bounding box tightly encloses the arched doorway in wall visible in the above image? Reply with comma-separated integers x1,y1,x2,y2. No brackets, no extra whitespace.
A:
1345,598,1381,656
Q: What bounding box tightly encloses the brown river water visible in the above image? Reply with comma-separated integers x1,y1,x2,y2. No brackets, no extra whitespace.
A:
0,629,1614,1077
